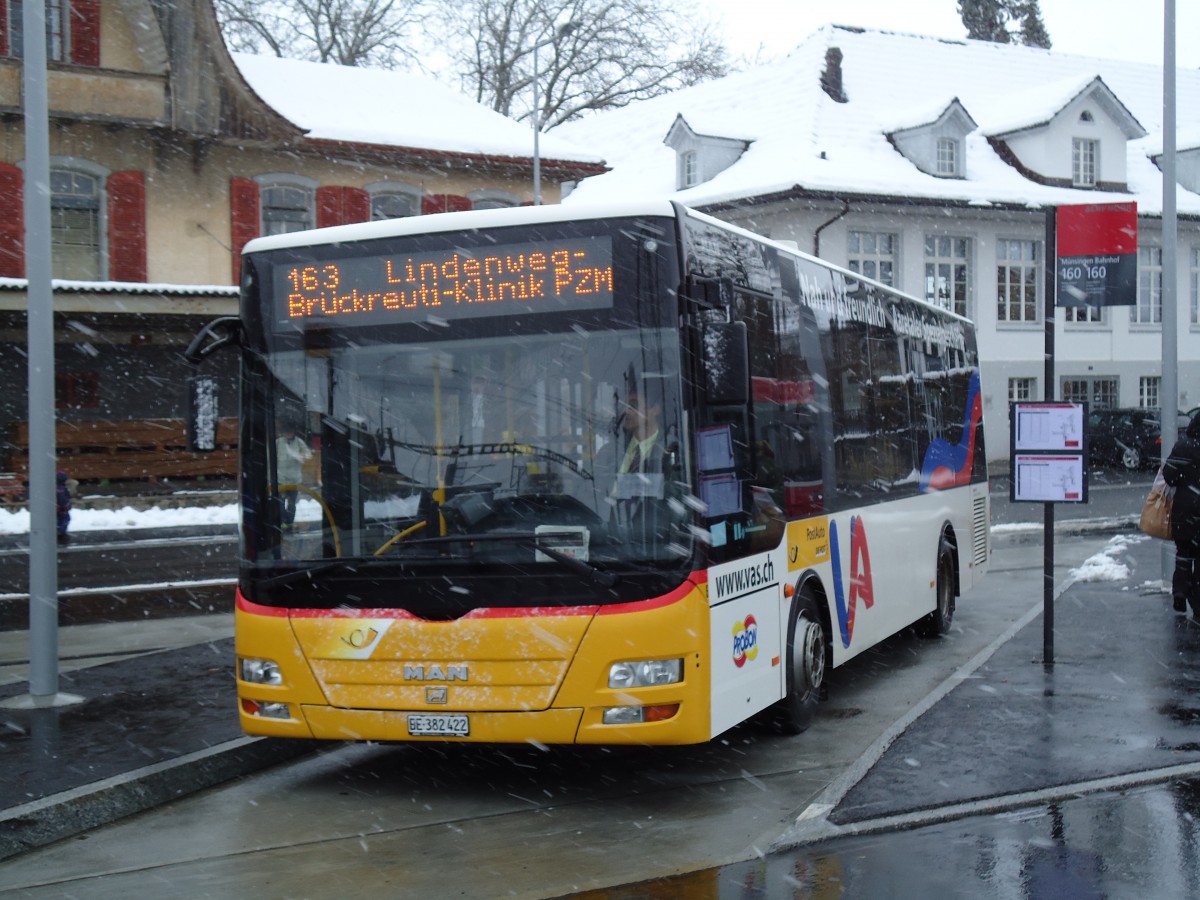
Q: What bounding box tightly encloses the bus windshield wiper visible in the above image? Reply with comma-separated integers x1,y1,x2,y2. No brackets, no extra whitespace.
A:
259,533,619,588
378,532,619,587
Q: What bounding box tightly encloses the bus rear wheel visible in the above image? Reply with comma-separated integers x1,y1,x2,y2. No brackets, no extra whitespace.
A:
918,543,955,638
770,590,827,735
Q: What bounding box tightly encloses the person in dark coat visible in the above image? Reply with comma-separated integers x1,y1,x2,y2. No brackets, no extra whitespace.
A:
1163,415,1200,615
55,470,72,544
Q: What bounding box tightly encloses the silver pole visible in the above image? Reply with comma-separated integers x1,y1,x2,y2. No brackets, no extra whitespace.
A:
532,40,542,206
1161,0,1178,584
23,0,61,700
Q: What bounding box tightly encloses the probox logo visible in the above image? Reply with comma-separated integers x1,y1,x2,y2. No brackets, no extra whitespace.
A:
732,615,759,668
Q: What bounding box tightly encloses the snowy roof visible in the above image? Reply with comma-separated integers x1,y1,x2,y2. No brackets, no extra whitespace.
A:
555,25,1200,216
0,277,238,296
231,52,603,167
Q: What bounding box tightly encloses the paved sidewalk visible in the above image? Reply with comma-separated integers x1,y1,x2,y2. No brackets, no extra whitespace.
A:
0,619,316,861
773,531,1200,850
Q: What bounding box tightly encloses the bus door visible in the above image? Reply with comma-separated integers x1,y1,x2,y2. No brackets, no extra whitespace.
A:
688,277,789,731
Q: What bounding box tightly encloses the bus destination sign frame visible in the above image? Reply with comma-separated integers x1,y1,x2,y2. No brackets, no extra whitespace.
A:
273,235,615,331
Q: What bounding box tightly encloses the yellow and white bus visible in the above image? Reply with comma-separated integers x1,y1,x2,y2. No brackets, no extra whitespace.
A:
188,200,989,745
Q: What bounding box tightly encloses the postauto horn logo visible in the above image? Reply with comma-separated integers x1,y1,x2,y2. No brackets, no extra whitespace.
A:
732,615,759,668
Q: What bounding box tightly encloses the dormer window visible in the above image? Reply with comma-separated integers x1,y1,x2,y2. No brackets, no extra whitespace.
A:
887,98,975,180
663,115,751,191
1072,137,1098,187
936,138,959,176
682,151,699,187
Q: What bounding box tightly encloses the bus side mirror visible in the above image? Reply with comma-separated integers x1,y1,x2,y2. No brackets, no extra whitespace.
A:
704,321,749,406
184,316,241,364
186,375,219,452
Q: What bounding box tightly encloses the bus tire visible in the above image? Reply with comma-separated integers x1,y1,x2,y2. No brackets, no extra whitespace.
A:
918,541,955,638
771,589,827,735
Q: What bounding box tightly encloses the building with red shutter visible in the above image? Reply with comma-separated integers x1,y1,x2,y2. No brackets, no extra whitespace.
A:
0,0,604,483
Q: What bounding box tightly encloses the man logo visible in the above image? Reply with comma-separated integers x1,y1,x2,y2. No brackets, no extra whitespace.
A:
425,686,448,705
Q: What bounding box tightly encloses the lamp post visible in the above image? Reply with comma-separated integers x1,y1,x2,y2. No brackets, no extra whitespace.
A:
531,22,576,205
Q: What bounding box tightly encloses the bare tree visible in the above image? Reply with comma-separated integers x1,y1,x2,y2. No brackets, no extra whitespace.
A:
215,0,424,67
441,0,729,129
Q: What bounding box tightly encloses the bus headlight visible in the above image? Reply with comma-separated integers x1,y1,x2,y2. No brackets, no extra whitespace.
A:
608,659,683,689
240,657,283,685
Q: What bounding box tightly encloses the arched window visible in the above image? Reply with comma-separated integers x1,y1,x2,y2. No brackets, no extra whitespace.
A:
367,182,422,220
257,175,315,235
468,189,520,210
51,166,103,280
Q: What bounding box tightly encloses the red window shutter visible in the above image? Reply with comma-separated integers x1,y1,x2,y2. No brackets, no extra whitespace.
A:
343,187,369,223
230,177,260,284
0,163,24,277
316,186,341,229
0,1,9,57
70,0,101,67
421,194,472,215
107,170,146,282
317,186,371,226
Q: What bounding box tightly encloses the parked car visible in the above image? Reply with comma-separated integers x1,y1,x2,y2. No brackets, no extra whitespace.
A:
1087,408,1162,471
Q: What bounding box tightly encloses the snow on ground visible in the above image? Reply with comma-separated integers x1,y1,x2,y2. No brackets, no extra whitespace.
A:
0,501,239,535
1067,534,1145,583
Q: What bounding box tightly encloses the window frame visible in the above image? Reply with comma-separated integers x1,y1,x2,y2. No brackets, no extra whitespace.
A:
935,137,959,177
1072,137,1098,188
1190,245,1199,327
995,237,1041,326
6,0,67,61
1008,377,1036,403
923,234,971,317
366,181,423,221
467,189,520,210
848,230,898,288
1134,245,1163,327
44,157,109,281
1139,376,1160,410
256,174,317,236
681,150,699,188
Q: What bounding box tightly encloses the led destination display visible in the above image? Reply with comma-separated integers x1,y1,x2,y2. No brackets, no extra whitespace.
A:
275,235,614,329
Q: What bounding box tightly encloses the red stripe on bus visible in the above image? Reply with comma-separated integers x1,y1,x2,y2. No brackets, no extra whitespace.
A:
237,574,705,620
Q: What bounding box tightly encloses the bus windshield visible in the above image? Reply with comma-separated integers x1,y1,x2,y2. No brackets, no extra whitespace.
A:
249,321,694,604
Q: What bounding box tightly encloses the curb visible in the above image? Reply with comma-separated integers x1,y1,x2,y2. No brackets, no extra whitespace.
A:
0,736,320,862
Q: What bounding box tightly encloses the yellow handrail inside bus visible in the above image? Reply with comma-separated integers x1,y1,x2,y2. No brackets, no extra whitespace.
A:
373,519,428,556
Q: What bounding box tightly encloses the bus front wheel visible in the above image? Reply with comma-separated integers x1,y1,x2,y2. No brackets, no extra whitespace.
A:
770,589,827,735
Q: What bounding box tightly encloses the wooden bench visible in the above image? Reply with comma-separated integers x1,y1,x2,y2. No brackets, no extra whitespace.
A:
4,417,238,482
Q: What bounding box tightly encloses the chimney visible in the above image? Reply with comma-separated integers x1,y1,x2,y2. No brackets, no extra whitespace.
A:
821,48,847,103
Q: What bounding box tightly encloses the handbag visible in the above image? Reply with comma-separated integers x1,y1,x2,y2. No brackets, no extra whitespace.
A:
1139,468,1174,540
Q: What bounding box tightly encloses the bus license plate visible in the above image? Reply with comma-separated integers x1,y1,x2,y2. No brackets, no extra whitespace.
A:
407,714,469,737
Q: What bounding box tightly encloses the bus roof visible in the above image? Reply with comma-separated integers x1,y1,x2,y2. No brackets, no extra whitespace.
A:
242,200,682,256
244,199,975,327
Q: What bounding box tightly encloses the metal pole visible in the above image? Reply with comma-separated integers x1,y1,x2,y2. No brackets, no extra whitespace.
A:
1161,0,1179,583
532,41,541,206
23,0,61,701
1043,207,1056,666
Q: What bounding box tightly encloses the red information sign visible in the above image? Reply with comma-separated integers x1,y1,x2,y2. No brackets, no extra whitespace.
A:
1055,202,1137,307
